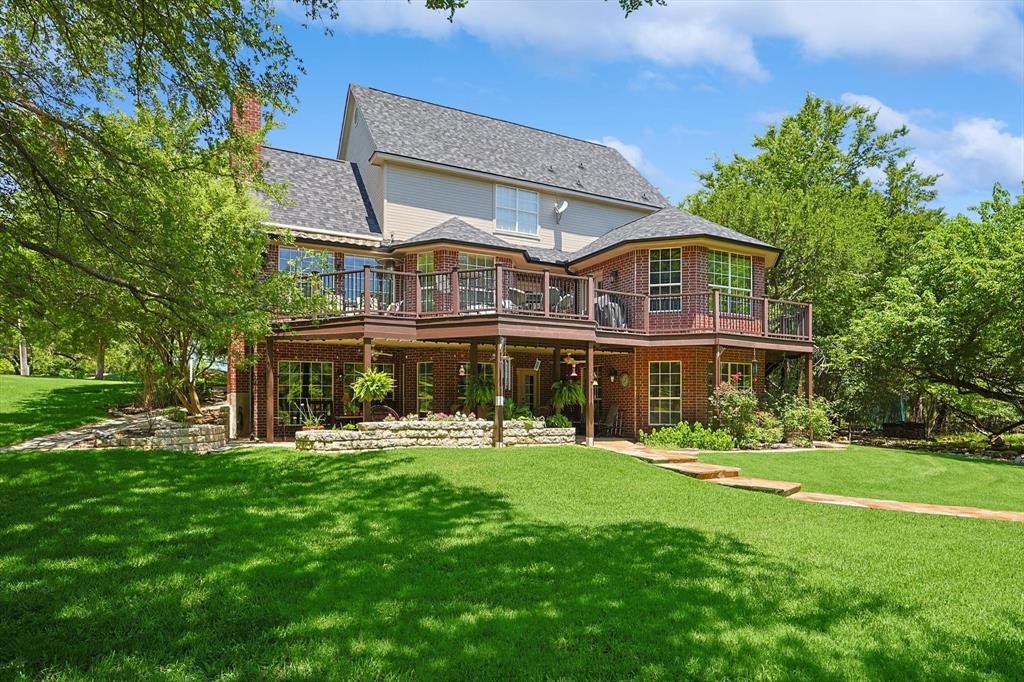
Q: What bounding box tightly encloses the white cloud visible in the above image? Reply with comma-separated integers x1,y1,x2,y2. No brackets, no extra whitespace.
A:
311,0,1024,78
590,136,656,176
840,92,1024,200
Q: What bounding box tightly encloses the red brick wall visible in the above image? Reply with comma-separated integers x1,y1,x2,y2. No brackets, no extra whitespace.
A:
249,340,766,441
631,346,766,435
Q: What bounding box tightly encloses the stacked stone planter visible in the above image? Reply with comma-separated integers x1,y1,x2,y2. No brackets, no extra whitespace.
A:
295,420,577,453
96,423,227,453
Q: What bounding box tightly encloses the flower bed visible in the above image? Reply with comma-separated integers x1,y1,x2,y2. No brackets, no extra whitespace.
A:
295,419,576,453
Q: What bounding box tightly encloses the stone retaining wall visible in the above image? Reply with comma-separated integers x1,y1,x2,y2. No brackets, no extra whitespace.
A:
295,420,576,453
98,424,227,453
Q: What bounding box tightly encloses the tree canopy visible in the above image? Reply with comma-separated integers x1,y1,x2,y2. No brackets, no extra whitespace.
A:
833,185,1024,438
685,94,943,340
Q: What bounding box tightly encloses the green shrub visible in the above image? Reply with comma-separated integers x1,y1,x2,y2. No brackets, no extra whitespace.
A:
504,400,533,419
745,410,784,448
775,395,836,445
709,383,758,444
545,414,572,428
639,421,735,451
161,406,187,423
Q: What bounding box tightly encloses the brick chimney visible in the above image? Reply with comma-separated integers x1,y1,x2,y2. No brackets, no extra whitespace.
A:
230,93,262,139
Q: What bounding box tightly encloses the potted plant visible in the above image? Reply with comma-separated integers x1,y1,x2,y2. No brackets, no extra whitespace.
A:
551,378,585,416
296,401,325,430
465,373,496,418
352,368,396,419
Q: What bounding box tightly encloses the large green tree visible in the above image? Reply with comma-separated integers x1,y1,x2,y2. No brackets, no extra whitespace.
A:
834,185,1024,439
1,110,308,412
685,95,943,341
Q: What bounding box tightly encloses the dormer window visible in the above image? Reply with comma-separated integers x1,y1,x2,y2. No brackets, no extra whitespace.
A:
495,185,539,236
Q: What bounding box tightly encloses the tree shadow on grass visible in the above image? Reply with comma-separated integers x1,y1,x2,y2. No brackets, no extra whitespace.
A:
0,448,1020,679
0,381,138,446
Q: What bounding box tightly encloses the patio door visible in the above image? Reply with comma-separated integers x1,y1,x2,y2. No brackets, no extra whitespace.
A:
516,368,539,413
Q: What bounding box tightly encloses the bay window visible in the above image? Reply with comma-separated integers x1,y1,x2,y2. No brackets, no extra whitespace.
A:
649,248,682,312
708,251,752,315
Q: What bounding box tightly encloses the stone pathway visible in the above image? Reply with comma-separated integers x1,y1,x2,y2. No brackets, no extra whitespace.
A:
790,492,1024,523
593,438,1024,523
2,416,139,452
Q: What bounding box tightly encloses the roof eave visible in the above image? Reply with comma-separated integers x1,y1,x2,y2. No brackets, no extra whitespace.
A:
569,234,783,269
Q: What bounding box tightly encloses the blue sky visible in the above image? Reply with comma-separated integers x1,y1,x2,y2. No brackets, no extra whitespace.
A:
266,0,1024,216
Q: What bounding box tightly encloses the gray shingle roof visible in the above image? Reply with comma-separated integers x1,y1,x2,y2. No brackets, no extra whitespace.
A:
259,146,380,236
395,217,570,265
568,208,780,262
350,85,670,209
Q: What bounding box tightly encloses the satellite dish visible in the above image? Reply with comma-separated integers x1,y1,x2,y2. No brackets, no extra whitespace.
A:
554,200,569,223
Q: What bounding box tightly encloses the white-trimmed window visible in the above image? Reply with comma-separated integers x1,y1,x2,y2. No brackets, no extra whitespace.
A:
278,361,333,425
458,253,496,309
417,253,436,312
417,362,434,413
495,185,539,236
708,251,752,315
648,361,682,426
278,247,334,274
649,248,682,312
720,362,753,390
458,253,494,270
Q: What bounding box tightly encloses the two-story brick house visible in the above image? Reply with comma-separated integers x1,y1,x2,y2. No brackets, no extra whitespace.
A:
227,85,813,443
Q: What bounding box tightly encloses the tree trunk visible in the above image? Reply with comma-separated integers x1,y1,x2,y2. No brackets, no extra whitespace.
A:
18,326,29,376
94,338,107,379
141,355,156,407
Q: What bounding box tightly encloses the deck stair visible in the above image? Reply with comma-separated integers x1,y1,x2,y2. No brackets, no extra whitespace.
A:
655,462,740,479
711,476,802,496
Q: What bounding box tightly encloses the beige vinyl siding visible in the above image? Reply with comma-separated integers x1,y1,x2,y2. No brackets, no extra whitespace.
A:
383,164,494,240
536,191,647,253
383,163,652,249
342,105,383,224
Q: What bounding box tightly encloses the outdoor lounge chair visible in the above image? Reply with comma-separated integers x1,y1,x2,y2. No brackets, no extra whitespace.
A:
595,404,622,437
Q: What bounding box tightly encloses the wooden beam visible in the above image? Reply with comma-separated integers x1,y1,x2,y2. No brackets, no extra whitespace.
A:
265,338,275,442
806,351,815,442
494,336,505,446
362,336,372,422
712,343,722,420
806,352,814,406
585,341,595,446
468,341,479,406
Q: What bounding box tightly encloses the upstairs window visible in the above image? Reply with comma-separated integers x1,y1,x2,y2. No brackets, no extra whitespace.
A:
458,253,494,270
278,247,334,274
708,251,752,315
649,248,682,312
495,185,539,235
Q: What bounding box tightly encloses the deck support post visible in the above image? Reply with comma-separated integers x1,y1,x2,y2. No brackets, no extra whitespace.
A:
712,343,722,420
585,341,595,446
806,351,815,443
362,337,372,422
468,342,479,412
494,336,505,447
265,337,275,442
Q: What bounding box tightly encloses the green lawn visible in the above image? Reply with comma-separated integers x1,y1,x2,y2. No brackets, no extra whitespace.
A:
700,445,1024,511
2,445,1022,679
0,375,138,446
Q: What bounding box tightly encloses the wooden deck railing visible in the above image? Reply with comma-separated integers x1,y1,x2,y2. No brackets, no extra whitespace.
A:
294,267,812,341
